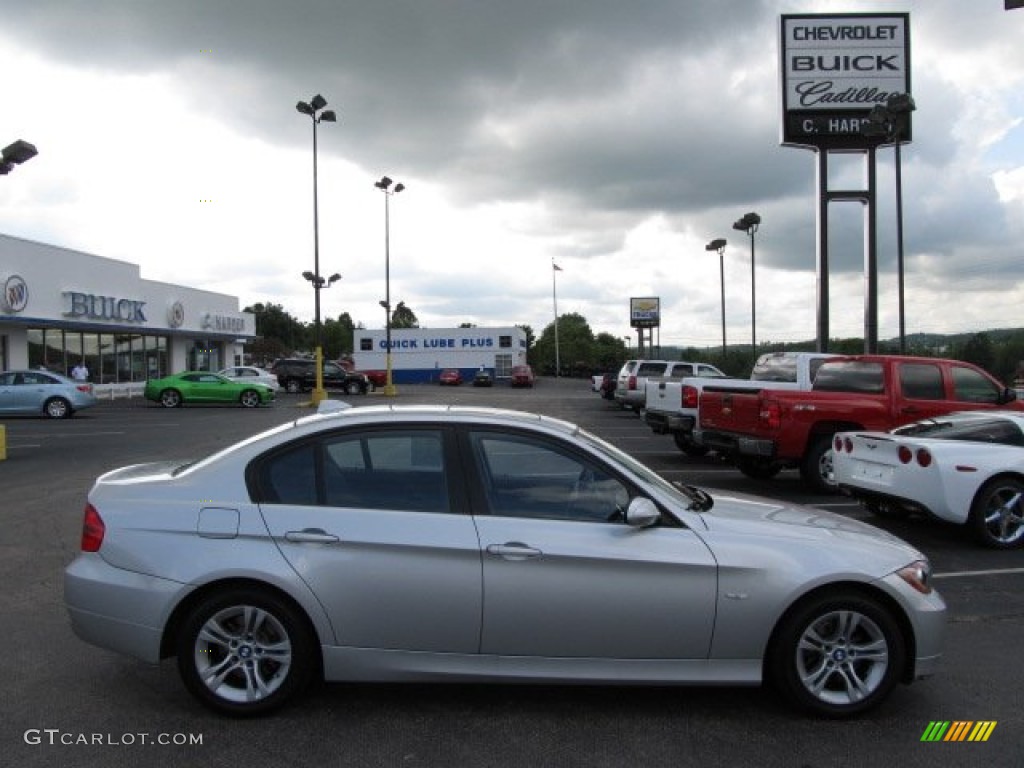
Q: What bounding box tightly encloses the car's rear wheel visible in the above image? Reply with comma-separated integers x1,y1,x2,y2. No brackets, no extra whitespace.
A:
44,397,72,419
345,380,362,396
736,457,782,479
176,588,316,717
768,591,905,717
160,389,182,408
800,435,839,494
673,433,709,457
969,476,1024,549
239,389,261,408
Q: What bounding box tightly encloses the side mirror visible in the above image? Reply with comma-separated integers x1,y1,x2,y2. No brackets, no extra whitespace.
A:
624,497,660,529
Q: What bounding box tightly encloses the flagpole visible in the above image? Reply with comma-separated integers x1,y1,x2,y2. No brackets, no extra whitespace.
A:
552,259,560,378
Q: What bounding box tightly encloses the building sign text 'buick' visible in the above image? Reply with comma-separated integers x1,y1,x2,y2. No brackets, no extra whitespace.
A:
780,13,910,148
63,292,147,323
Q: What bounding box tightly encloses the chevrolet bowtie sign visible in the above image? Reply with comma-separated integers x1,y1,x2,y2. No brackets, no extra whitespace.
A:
780,13,911,149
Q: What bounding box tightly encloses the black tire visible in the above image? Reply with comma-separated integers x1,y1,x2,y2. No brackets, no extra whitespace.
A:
345,380,362,396
285,379,303,394
43,397,72,419
767,591,906,717
176,588,316,717
239,389,261,408
800,435,839,494
673,433,709,457
160,389,182,408
969,476,1024,549
737,457,782,480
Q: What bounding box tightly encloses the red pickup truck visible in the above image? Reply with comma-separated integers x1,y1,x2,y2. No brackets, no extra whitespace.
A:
699,355,1021,493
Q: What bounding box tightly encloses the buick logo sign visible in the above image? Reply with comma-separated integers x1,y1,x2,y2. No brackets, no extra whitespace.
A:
168,301,185,328
2,274,29,313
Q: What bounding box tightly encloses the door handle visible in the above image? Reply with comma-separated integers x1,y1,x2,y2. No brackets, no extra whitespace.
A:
284,528,340,544
486,543,542,560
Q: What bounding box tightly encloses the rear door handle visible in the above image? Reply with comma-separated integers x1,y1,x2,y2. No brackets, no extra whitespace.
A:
486,543,542,560
284,528,340,544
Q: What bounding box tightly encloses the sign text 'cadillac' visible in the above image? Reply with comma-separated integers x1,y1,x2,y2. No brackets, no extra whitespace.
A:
780,13,910,149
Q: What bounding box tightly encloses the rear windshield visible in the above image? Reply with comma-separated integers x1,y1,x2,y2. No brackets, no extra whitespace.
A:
896,416,1024,445
635,362,668,377
812,361,884,393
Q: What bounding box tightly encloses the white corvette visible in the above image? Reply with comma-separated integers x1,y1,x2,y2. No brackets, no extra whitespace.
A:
833,410,1024,549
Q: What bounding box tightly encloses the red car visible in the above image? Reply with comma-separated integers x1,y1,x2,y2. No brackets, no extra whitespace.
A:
438,368,463,386
510,365,536,387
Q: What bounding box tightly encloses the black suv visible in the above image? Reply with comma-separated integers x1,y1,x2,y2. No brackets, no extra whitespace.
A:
269,358,371,395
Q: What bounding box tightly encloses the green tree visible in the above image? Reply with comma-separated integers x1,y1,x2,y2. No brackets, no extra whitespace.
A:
592,332,627,371
959,332,995,373
245,302,308,360
391,301,419,329
532,312,595,376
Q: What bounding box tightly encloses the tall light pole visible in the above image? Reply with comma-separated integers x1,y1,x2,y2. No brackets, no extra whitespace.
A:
374,176,405,396
865,93,915,353
706,239,728,360
732,213,760,353
0,139,37,176
552,260,563,377
296,93,337,405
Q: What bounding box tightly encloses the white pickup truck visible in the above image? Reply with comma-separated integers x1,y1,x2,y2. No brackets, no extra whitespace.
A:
643,352,837,455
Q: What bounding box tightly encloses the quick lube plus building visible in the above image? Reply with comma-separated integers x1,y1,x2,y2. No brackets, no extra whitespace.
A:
1,233,255,382
352,326,528,383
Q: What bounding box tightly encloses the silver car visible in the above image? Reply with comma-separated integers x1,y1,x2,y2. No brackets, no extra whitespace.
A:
65,404,945,717
218,365,282,392
0,369,98,418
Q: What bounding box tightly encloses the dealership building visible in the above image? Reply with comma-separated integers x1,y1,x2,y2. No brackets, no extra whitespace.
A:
352,326,528,383
1,233,255,384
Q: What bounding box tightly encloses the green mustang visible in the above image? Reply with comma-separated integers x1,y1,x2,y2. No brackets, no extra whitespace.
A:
144,372,276,408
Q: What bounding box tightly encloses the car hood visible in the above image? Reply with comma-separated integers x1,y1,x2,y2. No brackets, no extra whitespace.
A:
695,488,924,564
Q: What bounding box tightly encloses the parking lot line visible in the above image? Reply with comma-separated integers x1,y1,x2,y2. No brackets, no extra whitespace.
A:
933,567,1024,580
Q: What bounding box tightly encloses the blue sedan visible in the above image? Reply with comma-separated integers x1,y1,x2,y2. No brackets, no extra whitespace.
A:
0,369,98,418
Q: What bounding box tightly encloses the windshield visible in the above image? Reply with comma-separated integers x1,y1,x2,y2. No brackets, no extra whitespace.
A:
575,426,700,508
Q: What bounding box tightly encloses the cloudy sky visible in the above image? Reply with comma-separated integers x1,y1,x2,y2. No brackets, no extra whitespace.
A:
1,0,1022,349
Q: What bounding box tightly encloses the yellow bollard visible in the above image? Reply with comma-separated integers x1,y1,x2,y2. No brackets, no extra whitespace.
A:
0,424,6,461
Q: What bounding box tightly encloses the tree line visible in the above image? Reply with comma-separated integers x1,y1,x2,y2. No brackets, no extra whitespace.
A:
246,300,1024,386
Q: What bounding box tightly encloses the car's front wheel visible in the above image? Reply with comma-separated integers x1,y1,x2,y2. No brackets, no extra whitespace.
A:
768,591,905,717
285,379,302,394
160,389,182,408
345,380,363,396
239,389,261,408
969,476,1024,549
176,588,316,717
44,397,72,419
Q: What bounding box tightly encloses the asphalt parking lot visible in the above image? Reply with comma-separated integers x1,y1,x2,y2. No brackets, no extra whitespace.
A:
2,377,1022,767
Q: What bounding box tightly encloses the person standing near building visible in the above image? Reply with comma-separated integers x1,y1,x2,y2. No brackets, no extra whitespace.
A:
72,361,90,382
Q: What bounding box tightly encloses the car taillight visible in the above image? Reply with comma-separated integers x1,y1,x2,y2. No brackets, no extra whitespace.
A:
81,503,105,552
76,384,92,394
682,385,699,409
898,445,913,464
759,401,781,430
628,375,637,390
827,436,851,454
916,448,932,467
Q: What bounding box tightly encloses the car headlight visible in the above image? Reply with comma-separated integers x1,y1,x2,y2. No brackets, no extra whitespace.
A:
897,560,932,595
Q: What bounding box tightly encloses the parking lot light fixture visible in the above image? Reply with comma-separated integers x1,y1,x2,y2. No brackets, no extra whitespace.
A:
732,212,761,353
375,175,405,396
1,139,38,175
706,238,728,359
296,94,337,405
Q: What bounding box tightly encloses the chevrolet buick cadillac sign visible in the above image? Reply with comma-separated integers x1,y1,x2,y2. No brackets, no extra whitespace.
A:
780,13,911,149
